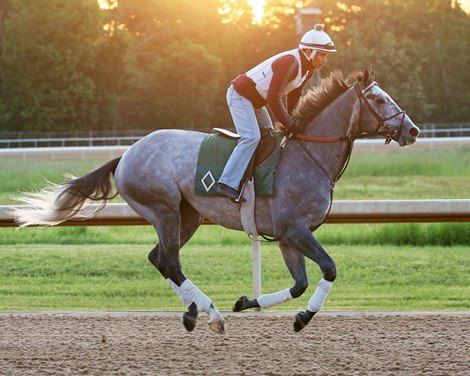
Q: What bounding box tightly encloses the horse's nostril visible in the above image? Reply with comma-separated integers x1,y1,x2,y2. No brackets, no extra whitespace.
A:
409,127,419,137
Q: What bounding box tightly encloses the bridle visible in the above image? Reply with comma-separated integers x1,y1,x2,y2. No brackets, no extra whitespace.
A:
353,81,406,145
260,80,408,242
296,81,406,145
293,80,407,185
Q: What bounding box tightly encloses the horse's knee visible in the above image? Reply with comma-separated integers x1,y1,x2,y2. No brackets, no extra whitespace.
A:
321,258,337,282
290,279,308,298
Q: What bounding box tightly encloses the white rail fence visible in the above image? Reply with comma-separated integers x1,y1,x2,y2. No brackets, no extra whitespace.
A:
0,124,469,148
1,137,469,161
2,200,469,298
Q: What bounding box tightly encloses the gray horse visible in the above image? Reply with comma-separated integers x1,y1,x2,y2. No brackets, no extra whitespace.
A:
14,68,419,334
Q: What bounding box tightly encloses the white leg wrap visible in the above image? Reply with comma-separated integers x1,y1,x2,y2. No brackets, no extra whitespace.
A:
179,279,212,313
307,278,333,313
167,278,192,307
256,288,293,309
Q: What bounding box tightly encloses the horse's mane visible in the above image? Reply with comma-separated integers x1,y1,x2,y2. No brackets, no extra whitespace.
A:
292,70,356,126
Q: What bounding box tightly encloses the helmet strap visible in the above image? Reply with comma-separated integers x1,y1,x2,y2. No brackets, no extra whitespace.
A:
301,48,316,62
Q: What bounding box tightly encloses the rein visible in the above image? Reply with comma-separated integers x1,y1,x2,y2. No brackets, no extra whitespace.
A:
295,81,405,145
259,80,407,243
293,80,407,184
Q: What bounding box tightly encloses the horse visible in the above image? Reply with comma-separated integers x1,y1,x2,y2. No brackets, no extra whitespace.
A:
14,67,420,334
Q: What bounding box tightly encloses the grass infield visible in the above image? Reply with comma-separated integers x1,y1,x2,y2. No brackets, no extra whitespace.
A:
0,243,468,312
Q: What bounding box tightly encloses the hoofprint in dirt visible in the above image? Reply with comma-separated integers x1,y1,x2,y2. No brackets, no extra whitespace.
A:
0,312,468,375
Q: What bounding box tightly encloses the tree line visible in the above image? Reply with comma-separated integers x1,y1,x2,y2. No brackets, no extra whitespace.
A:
0,0,468,133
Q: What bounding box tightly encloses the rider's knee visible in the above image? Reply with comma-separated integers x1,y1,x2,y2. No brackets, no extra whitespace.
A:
290,279,308,298
321,259,337,282
241,134,261,147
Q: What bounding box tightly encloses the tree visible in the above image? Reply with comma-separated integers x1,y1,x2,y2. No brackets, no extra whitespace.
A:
119,40,223,129
307,0,470,123
0,0,103,131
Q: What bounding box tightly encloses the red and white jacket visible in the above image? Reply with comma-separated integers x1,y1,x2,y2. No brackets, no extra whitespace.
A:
232,49,314,128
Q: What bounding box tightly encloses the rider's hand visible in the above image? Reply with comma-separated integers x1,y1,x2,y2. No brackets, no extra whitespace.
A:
288,121,303,135
279,121,303,136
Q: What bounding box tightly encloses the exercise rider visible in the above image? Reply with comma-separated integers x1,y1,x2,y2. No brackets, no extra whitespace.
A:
216,24,337,201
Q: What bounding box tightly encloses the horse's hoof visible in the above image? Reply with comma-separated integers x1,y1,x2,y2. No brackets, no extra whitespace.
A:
208,319,225,335
232,295,250,312
293,310,315,332
182,312,197,332
182,303,198,332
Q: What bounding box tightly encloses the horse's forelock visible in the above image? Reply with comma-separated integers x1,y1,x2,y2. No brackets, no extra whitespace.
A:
292,70,350,127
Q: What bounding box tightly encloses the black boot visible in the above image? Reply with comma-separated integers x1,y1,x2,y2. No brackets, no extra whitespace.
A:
216,183,246,202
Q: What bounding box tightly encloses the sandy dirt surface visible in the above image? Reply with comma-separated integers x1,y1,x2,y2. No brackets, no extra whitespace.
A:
0,312,469,375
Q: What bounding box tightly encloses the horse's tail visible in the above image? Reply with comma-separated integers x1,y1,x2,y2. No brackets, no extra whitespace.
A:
13,157,122,228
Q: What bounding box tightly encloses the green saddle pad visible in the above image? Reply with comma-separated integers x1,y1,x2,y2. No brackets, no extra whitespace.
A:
195,132,283,197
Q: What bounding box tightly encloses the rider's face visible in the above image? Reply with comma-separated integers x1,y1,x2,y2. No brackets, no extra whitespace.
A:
311,51,329,70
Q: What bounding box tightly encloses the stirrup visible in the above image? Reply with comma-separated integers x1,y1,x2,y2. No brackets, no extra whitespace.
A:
232,181,248,203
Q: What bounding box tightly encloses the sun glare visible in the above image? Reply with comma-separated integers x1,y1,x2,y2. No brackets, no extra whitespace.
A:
97,0,117,10
458,0,470,12
248,0,266,23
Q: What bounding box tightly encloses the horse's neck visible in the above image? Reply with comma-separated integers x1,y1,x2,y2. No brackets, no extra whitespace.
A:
301,89,356,182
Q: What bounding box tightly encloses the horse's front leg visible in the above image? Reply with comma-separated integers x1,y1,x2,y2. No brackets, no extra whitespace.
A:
282,224,336,332
233,243,308,312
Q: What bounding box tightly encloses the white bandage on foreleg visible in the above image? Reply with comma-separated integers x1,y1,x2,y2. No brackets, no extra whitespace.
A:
307,278,333,312
167,278,192,307
256,288,293,308
179,279,212,312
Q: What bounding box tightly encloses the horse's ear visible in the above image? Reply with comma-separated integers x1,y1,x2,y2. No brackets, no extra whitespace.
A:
362,66,375,86
362,67,370,85
369,65,376,82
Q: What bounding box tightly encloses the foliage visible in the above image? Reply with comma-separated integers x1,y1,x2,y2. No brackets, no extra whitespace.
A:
0,0,469,131
119,40,224,129
0,0,103,131
310,0,470,122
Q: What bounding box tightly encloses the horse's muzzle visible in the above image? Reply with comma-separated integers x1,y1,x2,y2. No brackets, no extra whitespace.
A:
399,123,420,146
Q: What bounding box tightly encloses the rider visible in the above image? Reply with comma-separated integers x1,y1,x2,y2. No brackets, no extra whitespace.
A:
216,24,337,201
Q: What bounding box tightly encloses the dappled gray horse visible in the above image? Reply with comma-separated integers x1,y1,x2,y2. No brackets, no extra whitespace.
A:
14,68,419,334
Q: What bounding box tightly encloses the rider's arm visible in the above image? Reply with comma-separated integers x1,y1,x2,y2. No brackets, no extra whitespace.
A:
287,70,313,114
266,55,299,128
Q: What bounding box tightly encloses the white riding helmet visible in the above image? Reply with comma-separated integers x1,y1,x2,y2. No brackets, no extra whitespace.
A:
299,24,337,60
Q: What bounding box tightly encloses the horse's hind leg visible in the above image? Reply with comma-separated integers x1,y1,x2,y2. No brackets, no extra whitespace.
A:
233,244,308,312
148,200,202,332
147,200,225,334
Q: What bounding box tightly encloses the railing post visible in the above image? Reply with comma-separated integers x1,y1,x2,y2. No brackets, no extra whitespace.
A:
252,236,262,299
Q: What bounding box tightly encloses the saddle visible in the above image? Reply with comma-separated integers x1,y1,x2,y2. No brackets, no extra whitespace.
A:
213,126,279,190
194,127,283,197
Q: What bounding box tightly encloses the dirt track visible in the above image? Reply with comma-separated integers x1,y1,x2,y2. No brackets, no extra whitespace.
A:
0,312,469,375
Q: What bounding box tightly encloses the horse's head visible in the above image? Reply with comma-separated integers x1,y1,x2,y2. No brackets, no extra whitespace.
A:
354,67,420,146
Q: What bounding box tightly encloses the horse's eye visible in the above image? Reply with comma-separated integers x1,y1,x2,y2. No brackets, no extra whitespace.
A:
376,98,386,104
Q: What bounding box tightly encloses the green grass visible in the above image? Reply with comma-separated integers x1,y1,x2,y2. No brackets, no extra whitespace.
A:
1,222,469,246
0,243,468,311
1,147,469,204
